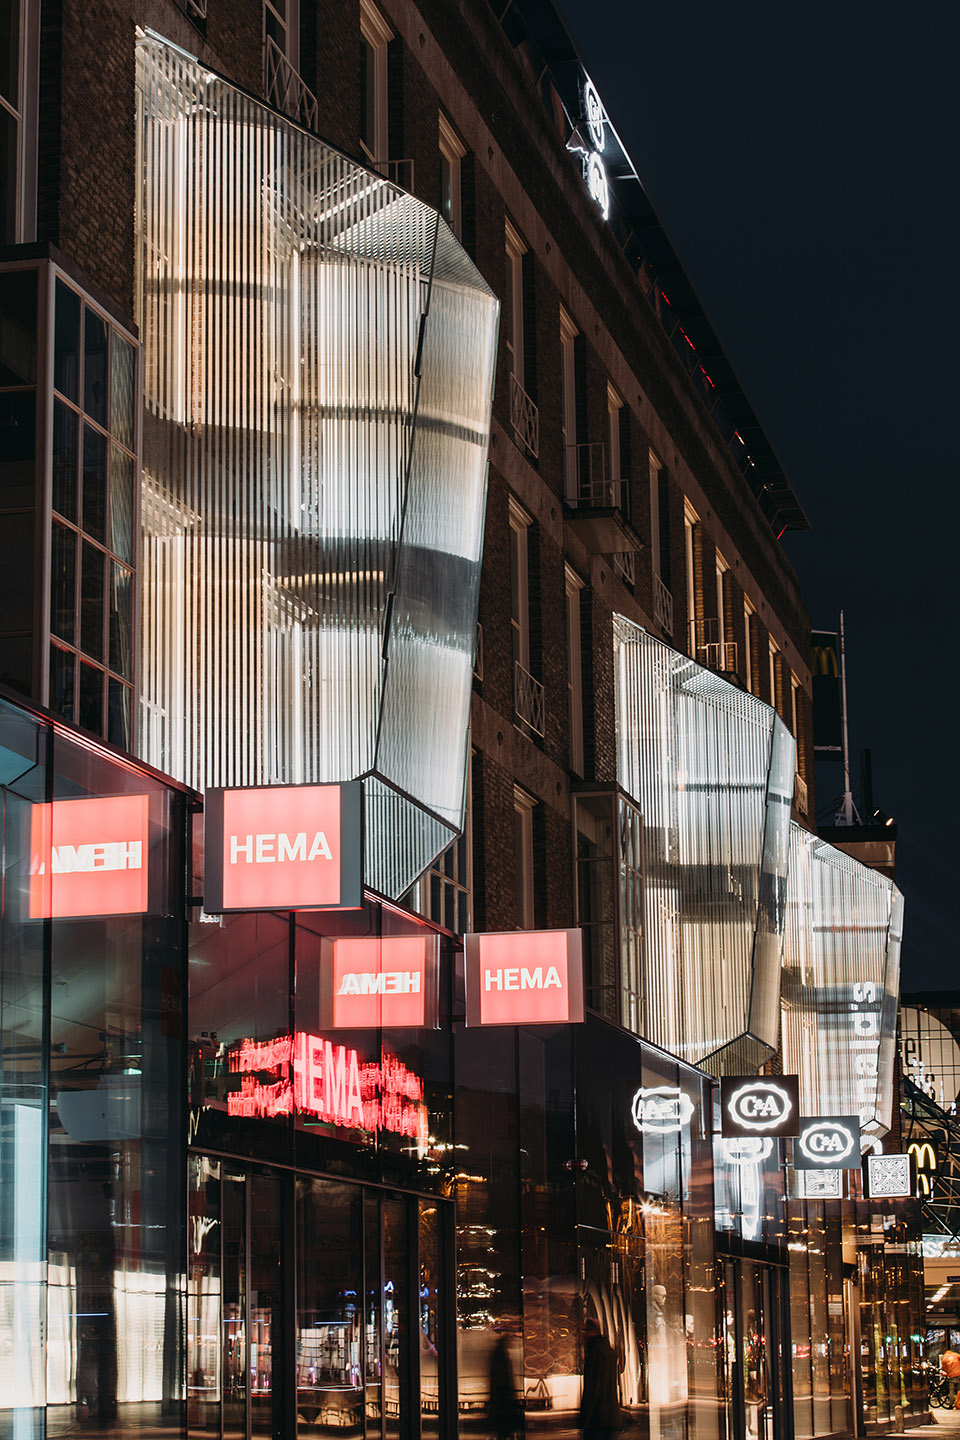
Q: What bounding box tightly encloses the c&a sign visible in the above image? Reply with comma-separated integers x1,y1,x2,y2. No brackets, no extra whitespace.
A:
204,782,362,913
720,1075,800,1138
463,929,584,1026
794,1115,861,1170
29,793,150,919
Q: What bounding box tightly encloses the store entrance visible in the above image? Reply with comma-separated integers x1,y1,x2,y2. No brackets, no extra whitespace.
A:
187,1158,448,1440
722,1261,790,1440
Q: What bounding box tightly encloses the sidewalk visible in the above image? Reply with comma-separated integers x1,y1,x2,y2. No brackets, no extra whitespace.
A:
879,1408,960,1438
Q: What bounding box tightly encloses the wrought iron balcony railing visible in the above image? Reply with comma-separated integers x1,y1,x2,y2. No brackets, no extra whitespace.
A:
514,660,545,736
654,574,674,634
565,441,628,513
510,372,540,458
612,550,636,587
473,622,483,681
794,770,808,816
265,37,318,133
689,617,738,677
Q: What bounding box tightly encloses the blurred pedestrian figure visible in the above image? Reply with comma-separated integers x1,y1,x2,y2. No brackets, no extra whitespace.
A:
941,1347,960,1407
581,1315,620,1440
488,1330,523,1440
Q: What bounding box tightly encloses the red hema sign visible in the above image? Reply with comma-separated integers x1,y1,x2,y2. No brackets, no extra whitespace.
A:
327,935,438,1029
464,929,584,1026
29,793,150,919
204,782,362,913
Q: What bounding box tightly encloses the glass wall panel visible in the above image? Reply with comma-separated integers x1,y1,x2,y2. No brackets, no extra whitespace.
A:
187,1154,222,1436
384,1198,411,1440
295,1179,364,1440
613,617,794,1070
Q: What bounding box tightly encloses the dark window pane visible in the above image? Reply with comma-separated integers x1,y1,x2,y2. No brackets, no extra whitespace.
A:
83,308,108,426
50,522,76,644
0,387,35,504
0,267,38,384
80,539,105,659
54,281,80,402
52,398,78,521
78,659,104,733
49,643,74,720
82,422,107,542
0,633,32,694
108,676,132,749
0,0,19,108
111,333,135,449
109,444,133,562
109,561,132,676
0,107,16,246
0,508,33,629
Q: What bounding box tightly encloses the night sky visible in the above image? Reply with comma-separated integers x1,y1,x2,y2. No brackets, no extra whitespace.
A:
560,0,959,989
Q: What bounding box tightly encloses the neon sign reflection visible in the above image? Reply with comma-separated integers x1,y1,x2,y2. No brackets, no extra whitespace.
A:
227,1032,427,1140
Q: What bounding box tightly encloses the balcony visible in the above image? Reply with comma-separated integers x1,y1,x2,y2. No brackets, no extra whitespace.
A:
514,660,545,736
387,158,415,190
265,37,318,132
612,550,636,588
473,622,483,681
510,372,539,458
654,574,674,635
564,442,642,555
689,617,739,679
794,770,808,816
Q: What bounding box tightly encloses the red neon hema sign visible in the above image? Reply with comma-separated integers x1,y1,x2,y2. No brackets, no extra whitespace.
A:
226,1032,428,1141
204,782,362,913
323,935,439,1029
464,929,585,1026
28,793,150,919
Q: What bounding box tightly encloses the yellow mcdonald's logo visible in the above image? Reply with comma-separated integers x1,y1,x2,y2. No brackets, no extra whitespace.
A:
811,644,839,678
908,1141,937,1191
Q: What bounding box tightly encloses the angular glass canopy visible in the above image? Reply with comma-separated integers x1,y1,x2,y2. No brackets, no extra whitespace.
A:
782,825,903,1137
613,618,795,1073
135,33,497,898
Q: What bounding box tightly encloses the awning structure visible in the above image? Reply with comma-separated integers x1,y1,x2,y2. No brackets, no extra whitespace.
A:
136,33,498,896
614,618,794,1073
782,826,903,1137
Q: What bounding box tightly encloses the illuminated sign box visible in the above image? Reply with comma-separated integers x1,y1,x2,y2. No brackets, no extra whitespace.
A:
463,929,584,1027
794,1115,860,1170
204,781,362,913
864,1152,914,1199
319,934,440,1030
720,1075,800,1138
28,793,150,919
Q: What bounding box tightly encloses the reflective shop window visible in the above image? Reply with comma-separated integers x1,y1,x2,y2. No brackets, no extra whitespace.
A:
0,696,186,1436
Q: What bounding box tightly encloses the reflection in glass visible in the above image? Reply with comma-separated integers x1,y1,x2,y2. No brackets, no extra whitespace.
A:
82,422,107,543
50,521,76,644
223,1169,247,1440
420,1200,442,1439
52,397,78,521
112,333,136,449
110,443,134,562
80,538,104,659
188,1156,222,1437
83,307,108,426
384,1197,410,1440
251,1172,283,1437
54,279,80,402
297,1178,363,1439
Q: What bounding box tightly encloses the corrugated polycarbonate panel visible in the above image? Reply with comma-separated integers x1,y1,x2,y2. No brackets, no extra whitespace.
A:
613,617,794,1070
135,35,496,894
782,826,903,1136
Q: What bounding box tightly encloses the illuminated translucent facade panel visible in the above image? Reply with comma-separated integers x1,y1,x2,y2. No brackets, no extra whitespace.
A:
135,34,497,896
613,617,794,1072
782,825,903,1137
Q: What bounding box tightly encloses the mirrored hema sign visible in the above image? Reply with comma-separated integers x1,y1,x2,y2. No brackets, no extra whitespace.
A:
794,1115,860,1170
720,1075,800,1138
320,935,440,1030
204,782,362,913
464,929,584,1026
29,794,150,919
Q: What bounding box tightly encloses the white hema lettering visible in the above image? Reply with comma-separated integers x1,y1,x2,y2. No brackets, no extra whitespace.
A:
338,971,422,996
38,840,143,875
484,966,563,992
229,831,333,865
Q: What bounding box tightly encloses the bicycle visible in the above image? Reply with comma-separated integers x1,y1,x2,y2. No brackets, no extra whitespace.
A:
929,1370,951,1409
